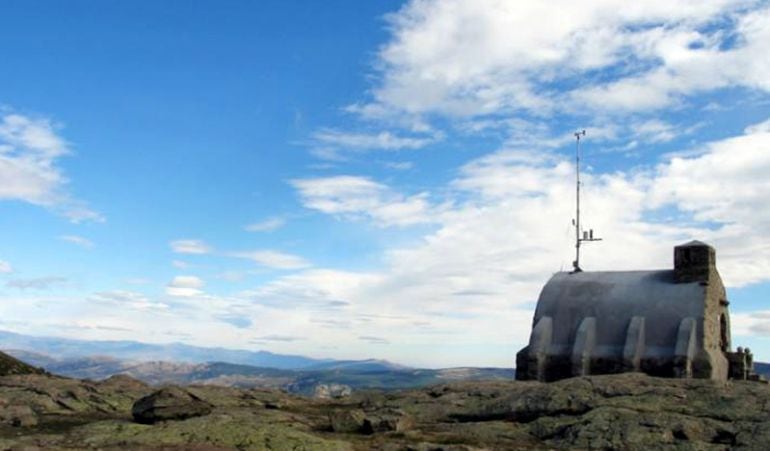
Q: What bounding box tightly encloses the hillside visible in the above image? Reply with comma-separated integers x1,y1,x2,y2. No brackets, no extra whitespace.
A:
0,350,45,376
1,371,769,449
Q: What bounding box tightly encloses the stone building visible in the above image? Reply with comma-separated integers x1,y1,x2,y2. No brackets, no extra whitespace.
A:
516,241,760,382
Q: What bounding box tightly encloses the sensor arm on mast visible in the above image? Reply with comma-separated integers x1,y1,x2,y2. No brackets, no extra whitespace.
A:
572,130,602,273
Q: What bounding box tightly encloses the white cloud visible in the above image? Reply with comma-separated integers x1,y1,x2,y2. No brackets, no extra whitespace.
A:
217,270,250,282
172,260,191,269
242,120,770,365
309,128,441,160
244,217,286,232
351,0,768,119
243,269,379,307
0,113,102,222
169,239,212,255
313,128,437,150
291,175,442,227
359,335,390,345
0,260,12,273
731,311,770,342
0,113,67,158
251,334,306,343
382,161,414,170
631,120,679,144
230,250,311,270
59,234,94,248
166,275,205,297
576,5,770,112
745,118,770,134
7,276,67,290
647,120,770,286
90,290,169,311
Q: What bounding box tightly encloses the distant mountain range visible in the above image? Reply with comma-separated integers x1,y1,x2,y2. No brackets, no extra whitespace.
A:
0,329,330,369
0,330,515,395
2,348,514,396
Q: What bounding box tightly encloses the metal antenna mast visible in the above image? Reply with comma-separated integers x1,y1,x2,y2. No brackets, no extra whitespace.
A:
572,130,601,272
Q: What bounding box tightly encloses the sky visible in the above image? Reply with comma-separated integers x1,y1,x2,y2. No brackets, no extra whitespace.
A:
1,0,770,368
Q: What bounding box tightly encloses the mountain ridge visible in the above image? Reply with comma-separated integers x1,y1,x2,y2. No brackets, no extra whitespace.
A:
2,349,514,395
0,329,333,369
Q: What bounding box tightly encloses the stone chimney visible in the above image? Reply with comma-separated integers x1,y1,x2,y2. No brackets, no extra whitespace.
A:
674,240,716,283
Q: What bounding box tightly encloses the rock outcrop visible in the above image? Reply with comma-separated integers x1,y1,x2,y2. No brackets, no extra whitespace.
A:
313,383,352,399
131,386,213,424
329,408,367,433
3,371,770,449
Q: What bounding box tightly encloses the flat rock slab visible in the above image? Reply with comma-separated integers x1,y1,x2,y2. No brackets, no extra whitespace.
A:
132,386,213,424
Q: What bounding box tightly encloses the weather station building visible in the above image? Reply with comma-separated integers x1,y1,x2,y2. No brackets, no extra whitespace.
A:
516,132,760,382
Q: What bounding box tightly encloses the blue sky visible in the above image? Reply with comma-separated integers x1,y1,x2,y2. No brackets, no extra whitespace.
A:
1,0,770,368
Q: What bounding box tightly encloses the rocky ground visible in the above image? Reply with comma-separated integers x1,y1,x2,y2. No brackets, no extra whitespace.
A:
1,350,769,449
1,364,770,450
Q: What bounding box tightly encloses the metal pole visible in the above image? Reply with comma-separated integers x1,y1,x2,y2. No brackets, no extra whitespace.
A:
573,130,585,272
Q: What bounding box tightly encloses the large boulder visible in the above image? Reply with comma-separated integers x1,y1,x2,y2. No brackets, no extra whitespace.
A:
329,408,367,433
361,408,413,434
131,387,212,424
328,407,413,434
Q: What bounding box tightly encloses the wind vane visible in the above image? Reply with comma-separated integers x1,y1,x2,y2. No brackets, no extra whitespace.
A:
572,130,601,272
